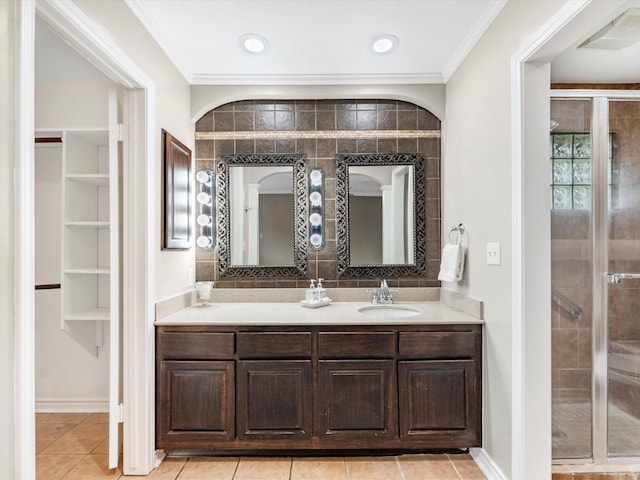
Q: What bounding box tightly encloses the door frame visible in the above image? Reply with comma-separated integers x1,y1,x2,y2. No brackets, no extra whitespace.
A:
16,0,159,475
511,0,630,478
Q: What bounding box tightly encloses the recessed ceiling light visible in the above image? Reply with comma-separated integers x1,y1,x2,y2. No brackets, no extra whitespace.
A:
371,34,399,54
239,34,269,54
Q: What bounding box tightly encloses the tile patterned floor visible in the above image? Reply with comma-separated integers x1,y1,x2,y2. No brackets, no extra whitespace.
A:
36,413,488,479
552,402,640,479
553,402,640,459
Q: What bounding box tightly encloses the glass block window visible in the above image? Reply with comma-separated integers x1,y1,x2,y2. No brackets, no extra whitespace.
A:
550,133,593,210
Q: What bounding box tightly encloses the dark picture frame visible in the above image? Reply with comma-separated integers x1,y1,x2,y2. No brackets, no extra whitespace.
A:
161,129,192,250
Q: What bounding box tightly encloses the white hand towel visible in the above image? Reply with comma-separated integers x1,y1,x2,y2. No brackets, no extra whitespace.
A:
437,243,465,282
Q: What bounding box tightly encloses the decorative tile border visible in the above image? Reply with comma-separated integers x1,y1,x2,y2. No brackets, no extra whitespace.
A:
195,129,441,141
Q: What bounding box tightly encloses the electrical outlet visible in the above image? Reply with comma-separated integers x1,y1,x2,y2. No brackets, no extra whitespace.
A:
187,267,195,286
486,242,501,265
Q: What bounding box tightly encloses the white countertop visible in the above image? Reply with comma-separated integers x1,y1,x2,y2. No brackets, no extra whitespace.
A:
155,301,483,326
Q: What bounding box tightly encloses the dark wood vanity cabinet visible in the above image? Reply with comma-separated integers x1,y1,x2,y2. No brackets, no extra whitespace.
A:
156,323,482,453
235,331,313,440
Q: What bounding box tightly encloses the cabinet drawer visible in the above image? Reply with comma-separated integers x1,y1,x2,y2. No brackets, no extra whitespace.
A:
318,332,395,358
157,332,235,359
237,332,311,358
398,331,476,359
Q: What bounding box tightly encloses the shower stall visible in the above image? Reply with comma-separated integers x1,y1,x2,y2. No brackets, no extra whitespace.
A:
551,93,640,464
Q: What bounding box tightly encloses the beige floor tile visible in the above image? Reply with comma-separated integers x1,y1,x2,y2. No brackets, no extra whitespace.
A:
42,423,109,455
177,457,239,479
60,454,121,479
398,454,461,480
92,437,109,455
345,457,404,480
232,457,292,480
36,413,91,425
290,457,346,480
36,454,85,480
36,423,77,453
124,457,186,479
82,413,109,424
447,454,487,480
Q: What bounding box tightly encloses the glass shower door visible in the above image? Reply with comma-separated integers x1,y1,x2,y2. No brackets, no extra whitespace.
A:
550,98,594,459
552,95,640,464
605,99,640,459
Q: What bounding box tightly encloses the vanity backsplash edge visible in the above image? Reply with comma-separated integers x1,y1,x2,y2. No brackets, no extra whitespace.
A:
155,287,441,321
440,289,484,320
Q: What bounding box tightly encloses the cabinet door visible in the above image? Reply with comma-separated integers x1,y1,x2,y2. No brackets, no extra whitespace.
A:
318,360,396,441
157,360,234,447
237,360,312,440
398,360,480,447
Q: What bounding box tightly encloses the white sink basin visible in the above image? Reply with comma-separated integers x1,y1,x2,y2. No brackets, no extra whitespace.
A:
357,305,423,319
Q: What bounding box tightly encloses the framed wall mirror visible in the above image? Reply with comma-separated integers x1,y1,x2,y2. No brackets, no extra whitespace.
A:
216,153,308,277
336,153,426,278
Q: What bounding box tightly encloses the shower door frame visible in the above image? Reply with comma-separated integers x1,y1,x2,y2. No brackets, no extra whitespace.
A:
551,89,640,466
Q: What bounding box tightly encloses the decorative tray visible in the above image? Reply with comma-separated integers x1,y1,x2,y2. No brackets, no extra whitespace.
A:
300,298,332,309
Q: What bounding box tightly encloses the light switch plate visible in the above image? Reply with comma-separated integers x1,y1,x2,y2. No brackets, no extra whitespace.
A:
187,267,195,286
486,242,501,265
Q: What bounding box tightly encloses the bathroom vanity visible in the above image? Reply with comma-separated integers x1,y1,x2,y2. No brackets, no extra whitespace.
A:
155,302,482,454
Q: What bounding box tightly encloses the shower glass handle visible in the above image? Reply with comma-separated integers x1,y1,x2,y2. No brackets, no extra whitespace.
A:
606,272,640,284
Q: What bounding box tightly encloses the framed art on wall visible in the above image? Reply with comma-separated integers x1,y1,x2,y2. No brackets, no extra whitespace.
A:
161,129,192,250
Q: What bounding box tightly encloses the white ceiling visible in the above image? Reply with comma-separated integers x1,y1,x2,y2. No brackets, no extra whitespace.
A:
550,0,640,84
35,0,640,87
124,0,507,84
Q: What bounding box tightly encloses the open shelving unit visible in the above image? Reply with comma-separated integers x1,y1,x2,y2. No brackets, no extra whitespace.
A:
60,130,118,350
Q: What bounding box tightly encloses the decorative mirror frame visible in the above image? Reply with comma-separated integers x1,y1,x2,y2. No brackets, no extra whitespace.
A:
216,153,308,278
336,153,426,278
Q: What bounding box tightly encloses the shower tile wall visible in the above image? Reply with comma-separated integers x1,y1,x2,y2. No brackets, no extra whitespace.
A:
551,99,593,405
194,100,441,289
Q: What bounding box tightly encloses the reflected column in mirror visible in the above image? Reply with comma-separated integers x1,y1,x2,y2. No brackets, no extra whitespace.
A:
349,165,414,265
229,166,295,266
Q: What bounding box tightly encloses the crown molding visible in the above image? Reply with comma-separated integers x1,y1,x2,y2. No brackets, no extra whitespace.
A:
442,0,507,82
191,72,445,86
124,0,193,83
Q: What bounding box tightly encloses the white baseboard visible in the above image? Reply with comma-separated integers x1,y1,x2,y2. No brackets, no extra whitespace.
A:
35,398,109,413
471,448,508,480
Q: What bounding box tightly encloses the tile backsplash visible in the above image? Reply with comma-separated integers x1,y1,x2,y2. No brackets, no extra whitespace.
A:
194,99,441,289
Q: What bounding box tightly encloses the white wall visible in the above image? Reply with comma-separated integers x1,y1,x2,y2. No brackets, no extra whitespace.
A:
0,1,18,476
443,1,568,477
73,0,194,302
35,84,111,130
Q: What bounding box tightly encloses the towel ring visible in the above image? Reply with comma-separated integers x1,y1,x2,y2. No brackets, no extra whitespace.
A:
448,223,465,243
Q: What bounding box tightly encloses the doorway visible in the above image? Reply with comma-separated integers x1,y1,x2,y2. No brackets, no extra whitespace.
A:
551,93,640,464
16,1,157,476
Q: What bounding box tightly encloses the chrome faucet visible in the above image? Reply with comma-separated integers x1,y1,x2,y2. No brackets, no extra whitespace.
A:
368,279,395,305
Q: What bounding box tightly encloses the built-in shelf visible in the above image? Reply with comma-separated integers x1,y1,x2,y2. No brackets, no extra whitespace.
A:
65,173,110,186
61,130,117,344
65,221,110,227
64,268,110,275
64,307,110,321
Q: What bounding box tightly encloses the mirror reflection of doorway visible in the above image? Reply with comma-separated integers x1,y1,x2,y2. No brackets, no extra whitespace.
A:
348,166,414,266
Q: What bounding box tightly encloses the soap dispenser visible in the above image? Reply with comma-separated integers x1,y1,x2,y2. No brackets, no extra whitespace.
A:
316,278,327,302
306,279,316,302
